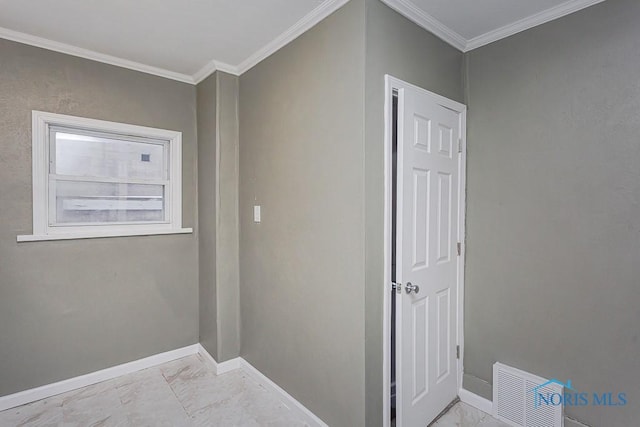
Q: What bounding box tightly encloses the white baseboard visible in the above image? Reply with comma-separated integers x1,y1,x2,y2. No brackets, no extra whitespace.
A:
1,343,327,427
239,358,328,427
0,344,200,412
196,346,326,425
459,388,493,415
196,344,241,375
196,346,325,426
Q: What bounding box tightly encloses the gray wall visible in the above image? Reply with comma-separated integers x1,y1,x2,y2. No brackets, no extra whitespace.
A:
215,72,241,362
197,71,241,362
464,1,640,425
0,39,199,397
363,1,464,425
197,72,218,357
238,0,366,425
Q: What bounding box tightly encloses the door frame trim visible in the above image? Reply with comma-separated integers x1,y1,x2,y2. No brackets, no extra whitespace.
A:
383,75,467,427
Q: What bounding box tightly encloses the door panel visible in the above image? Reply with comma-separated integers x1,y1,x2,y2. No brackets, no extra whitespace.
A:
396,85,461,427
437,172,452,263
436,288,450,383
411,297,428,402
412,168,429,269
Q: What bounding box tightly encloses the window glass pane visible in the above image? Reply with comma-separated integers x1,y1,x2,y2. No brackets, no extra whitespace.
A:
53,180,165,224
53,131,166,180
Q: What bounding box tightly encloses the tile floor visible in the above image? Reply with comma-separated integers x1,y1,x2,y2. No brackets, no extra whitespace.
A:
0,354,308,426
431,402,510,427
0,355,507,427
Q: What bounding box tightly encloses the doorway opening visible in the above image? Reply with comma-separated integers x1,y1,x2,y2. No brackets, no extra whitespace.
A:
384,75,467,427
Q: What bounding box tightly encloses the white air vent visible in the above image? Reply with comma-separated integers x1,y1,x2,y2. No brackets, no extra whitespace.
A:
493,363,563,427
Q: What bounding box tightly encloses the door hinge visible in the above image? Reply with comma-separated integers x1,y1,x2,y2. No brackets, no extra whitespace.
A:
458,138,463,153
457,242,461,256
456,345,460,359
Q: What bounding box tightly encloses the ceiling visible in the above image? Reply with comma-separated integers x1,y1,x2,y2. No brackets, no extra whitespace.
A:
381,0,606,50
0,0,605,84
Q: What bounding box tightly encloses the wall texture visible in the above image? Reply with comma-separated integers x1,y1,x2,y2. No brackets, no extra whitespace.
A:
197,72,218,357
238,0,366,425
215,72,241,362
197,71,241,362
364,1,464,425
0,39,199,397
464,1,640,425
6,2,638,426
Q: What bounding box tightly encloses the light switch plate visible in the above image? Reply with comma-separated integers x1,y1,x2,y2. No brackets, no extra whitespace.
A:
253,205,261,223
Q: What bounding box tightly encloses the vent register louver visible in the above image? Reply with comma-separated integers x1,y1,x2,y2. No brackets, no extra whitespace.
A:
493,363,563,427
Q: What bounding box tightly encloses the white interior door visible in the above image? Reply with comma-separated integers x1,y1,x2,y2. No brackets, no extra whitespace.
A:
396,83,463,426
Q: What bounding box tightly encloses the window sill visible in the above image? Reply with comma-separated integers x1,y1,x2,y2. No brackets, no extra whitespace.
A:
17,228,193,242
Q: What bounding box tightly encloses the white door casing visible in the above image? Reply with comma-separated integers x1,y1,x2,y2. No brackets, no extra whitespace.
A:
394,78,466,427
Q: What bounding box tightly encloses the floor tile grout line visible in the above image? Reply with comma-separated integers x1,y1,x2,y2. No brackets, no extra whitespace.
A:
2,355,311,427
164,375,193,422
160,356,203,421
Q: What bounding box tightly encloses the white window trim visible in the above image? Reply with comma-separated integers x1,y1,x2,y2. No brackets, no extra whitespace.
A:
17,111,192,242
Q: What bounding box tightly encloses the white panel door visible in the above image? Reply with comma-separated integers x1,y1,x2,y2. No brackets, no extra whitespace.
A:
396,84,462,427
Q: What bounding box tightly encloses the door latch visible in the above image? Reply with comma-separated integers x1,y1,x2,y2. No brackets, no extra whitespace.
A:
392,282,420,294
392,282,402,294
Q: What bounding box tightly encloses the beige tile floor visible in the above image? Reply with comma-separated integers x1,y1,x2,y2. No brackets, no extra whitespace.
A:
0,354,308,426
0,354,507,427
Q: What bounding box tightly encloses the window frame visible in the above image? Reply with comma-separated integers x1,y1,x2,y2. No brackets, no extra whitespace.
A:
18,111,192,242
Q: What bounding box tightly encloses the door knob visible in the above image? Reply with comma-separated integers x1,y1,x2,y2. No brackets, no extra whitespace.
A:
405,282,420,294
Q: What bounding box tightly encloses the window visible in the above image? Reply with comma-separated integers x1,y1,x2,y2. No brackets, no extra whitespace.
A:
18,111,192,241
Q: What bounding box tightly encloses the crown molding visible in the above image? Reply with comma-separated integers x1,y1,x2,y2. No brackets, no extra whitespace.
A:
0,0,350,85
0,26,196,84
192,58,239,84
380,0,467,51
234,0,351,75
0,0,608,85
382,0,607,53
465,0,607,51
0,22,240,85
193,0,351,80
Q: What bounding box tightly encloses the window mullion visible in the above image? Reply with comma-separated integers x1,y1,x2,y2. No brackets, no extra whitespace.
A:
48,178,56,227
50,174,169,186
